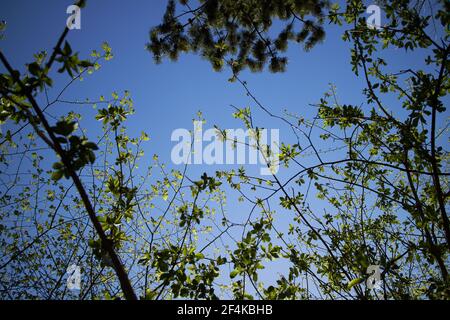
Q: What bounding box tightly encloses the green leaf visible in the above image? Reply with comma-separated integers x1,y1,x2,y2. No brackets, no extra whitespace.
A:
83,141,99,150
51,170,63,181
28,62,41,76
230,269,240,279
63,41,72,56
347,277,364,290
52,162,63,170
87,150,96,164
195,253,205,260
78,60,93,68
52,120,78,136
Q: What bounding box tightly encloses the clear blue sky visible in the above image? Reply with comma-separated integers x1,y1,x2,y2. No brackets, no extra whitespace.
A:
1,0,445,297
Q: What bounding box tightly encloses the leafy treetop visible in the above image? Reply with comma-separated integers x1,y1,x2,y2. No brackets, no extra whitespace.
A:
148,0,327,73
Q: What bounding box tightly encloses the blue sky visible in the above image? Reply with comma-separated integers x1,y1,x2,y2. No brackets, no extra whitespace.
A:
0,0,362,151
1,0,447,298
1,0,437,160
